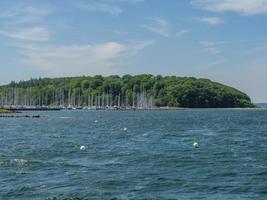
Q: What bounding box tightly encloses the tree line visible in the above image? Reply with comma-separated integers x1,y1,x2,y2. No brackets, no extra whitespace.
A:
0,74,255,108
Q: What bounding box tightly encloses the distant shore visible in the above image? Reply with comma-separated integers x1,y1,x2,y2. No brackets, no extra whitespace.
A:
0,105,262,113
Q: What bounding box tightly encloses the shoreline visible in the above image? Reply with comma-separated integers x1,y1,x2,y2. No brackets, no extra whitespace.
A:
1,106,263,113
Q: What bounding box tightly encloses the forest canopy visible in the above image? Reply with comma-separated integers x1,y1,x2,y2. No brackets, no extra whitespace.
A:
0,74,254,108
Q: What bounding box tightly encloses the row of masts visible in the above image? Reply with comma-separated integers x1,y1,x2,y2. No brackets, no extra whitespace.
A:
0,88,155,109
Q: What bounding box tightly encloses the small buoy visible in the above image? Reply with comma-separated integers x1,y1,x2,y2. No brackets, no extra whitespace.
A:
123,127,128,132
193,142,199,148
80,145,86,150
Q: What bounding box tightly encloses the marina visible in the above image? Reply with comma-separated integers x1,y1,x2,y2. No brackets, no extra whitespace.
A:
0,89,158,111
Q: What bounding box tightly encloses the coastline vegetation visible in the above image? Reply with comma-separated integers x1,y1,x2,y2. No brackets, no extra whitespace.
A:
0,74,255,108
0,108,12,113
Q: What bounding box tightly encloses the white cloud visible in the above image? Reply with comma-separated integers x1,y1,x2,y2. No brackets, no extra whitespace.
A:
76,1,122,15
197,17,224,25
0,27,50,41
191,0,267,15
16,40,155,76
18,42,125,75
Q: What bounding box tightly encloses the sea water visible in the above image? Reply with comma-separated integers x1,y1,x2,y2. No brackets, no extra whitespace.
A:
0,109,267,199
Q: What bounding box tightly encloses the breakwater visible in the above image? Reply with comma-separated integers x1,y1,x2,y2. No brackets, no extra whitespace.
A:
0,114,41,118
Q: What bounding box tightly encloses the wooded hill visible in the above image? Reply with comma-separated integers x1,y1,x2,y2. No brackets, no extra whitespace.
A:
0,74,254,108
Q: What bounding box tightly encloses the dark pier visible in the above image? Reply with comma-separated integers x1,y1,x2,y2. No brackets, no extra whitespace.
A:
9,107,61,111
0,114,41,118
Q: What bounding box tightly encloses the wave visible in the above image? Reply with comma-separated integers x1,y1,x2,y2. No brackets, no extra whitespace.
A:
0,158,40,166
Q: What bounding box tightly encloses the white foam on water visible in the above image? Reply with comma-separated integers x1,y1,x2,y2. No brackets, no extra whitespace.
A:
14,159,28,164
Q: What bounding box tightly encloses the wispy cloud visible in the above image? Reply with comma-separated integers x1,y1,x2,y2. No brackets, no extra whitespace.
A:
0,27,50,41
73,0,145,15
175,29,190,37
0,4,52,23
199,41,226,54
106,0,145,3
15,40,155,76
142,18,189,38
18,42,126,75
111,30,129,35
206,59,226,67
75,1,122,15
191,0,267,15
129,39,156,54
142,18,171,37
196,17,224,25
0,3,52,41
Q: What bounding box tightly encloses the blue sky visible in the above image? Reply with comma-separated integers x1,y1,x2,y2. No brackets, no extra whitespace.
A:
0,0,267,102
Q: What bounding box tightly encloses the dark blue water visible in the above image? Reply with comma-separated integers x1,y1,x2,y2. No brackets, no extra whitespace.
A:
1,109,267,199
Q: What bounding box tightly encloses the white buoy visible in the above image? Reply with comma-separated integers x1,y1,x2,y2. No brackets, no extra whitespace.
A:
193,142,199,148
123,127,128,132
80,145,86,150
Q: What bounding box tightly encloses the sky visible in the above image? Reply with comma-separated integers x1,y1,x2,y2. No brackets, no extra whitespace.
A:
0,0,267,102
